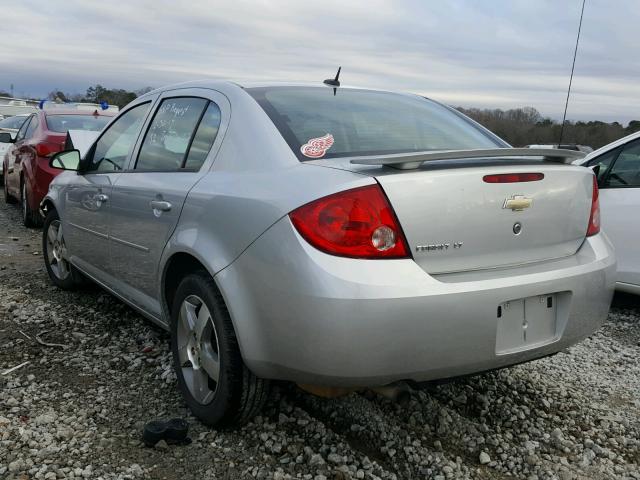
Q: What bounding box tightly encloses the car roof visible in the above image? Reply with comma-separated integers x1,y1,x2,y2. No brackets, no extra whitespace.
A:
137,79,425,102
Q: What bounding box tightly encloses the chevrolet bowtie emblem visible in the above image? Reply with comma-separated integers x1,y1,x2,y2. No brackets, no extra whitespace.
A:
503,195,532,211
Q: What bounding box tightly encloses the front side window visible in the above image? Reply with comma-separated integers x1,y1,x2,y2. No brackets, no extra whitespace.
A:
15,115,33,142
247,87,502,161
84,103,151,173
0,115,29,130
135,97,209,171
604,140,640,187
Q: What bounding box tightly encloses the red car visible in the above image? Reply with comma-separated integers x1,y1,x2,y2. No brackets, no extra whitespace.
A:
2,108,115,226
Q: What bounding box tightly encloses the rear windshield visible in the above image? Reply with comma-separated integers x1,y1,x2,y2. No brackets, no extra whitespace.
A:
247,87,502,161
46,114,111,133
0,115,28,130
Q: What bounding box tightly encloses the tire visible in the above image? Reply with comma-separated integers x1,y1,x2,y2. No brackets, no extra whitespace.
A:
21,180,42,227
4,173,17,204
171,271,269,427
42,208,84,290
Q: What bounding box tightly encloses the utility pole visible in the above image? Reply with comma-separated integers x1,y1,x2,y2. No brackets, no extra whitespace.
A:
10,84,14,98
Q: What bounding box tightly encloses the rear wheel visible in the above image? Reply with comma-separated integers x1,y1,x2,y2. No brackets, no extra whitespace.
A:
21,181,41,227
171,271,269,426
3,173,16,204
42,208,83,289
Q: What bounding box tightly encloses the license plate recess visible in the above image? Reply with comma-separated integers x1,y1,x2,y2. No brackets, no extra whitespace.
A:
496,294,558,354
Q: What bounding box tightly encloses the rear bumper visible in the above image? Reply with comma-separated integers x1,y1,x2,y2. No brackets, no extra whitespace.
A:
217,217,616,386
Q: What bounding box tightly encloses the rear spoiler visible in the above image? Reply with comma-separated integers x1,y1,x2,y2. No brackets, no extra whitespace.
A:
350,148,585,170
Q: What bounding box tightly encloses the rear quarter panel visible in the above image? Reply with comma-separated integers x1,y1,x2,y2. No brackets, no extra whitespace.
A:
165,164,374,275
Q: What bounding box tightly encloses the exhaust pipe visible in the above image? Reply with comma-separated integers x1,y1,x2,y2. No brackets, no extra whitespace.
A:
297,381,412,403
297,384,358,398
370,382,412,404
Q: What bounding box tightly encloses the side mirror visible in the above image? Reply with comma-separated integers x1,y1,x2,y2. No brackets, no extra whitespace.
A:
50,150,81,171
0,132,14,143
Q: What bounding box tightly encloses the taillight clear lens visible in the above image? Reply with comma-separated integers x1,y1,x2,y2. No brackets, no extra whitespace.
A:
586,175,600,237
289,184,409,259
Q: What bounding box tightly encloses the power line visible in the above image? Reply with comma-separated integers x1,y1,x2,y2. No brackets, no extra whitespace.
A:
559,0,586,145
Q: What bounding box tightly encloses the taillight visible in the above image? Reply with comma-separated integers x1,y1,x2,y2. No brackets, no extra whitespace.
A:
289,184,409,259
586,175,600,237
483,173,544,183
35,142,61,158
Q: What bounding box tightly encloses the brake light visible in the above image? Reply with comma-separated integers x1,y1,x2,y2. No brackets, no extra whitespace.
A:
586,175,600,236
483,173,544,183
289,184,409,259
35,142,61,158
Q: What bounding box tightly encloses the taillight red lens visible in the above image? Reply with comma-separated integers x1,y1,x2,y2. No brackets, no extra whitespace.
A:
35,142,61,158
289,184,409,259
483,173,544,183
586,175,600,237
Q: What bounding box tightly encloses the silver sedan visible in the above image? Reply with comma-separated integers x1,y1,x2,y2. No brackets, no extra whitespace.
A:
40,81,616,426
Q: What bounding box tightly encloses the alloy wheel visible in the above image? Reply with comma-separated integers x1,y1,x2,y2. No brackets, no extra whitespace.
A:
176,295,221,405
46,219,70,280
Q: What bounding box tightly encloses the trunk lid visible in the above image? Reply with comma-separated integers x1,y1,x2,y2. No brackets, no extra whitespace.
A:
374,163,593,274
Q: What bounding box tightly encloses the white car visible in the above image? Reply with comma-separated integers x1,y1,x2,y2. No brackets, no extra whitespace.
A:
577,131,640,294
0,114,30,175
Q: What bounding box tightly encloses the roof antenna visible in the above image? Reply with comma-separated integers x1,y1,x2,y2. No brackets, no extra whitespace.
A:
558,0,586,146
324,67,341,95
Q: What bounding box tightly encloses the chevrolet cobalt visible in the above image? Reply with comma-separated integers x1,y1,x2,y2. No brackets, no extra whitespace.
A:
40,81,616,426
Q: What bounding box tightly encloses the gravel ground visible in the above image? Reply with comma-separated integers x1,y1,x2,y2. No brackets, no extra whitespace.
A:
1,190,639,480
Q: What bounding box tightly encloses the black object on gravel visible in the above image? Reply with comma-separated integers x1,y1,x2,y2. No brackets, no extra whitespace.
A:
143,418,190,447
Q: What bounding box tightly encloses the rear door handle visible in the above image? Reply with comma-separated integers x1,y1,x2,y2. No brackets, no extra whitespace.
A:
150,200,172,212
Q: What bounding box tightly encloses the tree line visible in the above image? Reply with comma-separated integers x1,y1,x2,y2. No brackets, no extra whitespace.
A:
457,106,640,150
1,85,152,109
46,85,154,109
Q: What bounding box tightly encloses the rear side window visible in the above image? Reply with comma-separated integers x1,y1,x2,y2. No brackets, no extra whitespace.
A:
46,114,111,133
587,148,619,183
184,102,221,170
605,140,640,187
136,97,220,171
247,87,501,161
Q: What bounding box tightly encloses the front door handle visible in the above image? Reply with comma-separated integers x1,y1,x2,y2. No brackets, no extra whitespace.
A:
150,200,172,212
95,193,109,202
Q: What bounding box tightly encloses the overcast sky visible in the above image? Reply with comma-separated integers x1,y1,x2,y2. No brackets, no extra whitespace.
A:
1,0,638,123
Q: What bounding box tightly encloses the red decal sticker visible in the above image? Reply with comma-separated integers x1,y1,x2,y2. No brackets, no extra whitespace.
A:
300,133,334,158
